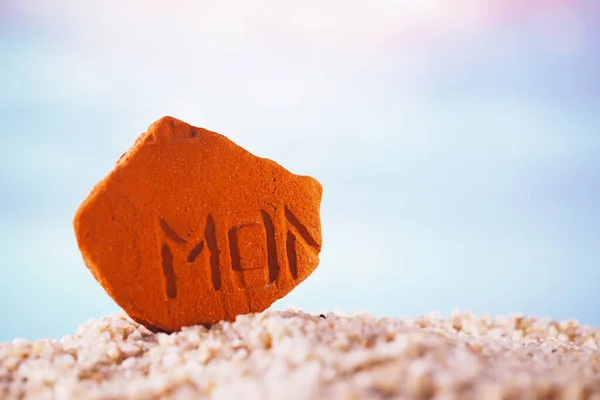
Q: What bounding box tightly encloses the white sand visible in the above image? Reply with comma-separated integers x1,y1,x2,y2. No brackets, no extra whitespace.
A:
1,309,599,399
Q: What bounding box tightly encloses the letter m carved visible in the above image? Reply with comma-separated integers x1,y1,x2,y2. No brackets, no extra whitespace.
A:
159,214,220,299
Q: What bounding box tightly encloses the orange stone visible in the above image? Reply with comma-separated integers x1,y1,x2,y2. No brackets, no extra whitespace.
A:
73,117,323,332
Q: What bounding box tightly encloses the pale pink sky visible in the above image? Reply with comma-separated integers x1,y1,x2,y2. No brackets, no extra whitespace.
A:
3,0,592,142
8,0,588,51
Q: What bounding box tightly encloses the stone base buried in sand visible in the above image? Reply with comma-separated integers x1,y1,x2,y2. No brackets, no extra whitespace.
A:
1,310,599,399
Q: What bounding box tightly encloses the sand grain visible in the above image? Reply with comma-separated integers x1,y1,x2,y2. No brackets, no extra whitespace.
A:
1,309,600,399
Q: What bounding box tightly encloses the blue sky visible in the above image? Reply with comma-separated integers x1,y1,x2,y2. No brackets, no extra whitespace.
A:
1,0,599,341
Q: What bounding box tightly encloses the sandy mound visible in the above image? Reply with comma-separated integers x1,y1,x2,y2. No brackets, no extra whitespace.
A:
1,309,599,399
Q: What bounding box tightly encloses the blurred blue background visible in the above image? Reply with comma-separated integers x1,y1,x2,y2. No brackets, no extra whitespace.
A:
1,1,599,341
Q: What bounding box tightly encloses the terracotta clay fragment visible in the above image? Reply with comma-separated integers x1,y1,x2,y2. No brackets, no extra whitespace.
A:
73,117,322,332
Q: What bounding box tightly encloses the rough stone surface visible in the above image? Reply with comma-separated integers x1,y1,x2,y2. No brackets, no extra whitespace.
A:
1,310,599,399
73,117,323,332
